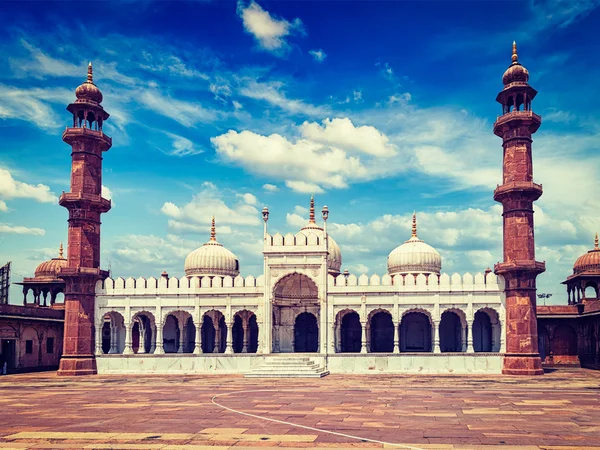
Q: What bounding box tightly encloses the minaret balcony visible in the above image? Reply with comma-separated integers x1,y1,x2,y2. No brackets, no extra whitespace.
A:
59,192,112,213
493,110,541,135
62,127,112,149
493,181,543,203
494,260,546,276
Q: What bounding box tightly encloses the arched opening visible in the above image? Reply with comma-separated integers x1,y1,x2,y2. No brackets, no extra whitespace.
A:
55,292,65,304
473,311,492,352
515,93,524,111
132,322,140,353
369,311,393,353
101,322,111,354
273,273,319,353
101,311,125,354
294,312,318,352
185,317,195,353
584,283,598,300
538,325,549,362
163,315,179,353
87,111,96,129
248,314,259,353
77,110,85,127
132,312,154,354
232,315,243,353
400,312,431,352
340,311,361,353
201,315,215,353
440,311,462,352
552,325,578,356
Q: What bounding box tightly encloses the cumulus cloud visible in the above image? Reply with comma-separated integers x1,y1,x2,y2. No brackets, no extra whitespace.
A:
237,1,304,55
239,79,328,116
262,183,279,192
0,201,7,212
285,180,325,194
0,224,45,235
309,49,327,62
0,168,57,203
286,212,307,228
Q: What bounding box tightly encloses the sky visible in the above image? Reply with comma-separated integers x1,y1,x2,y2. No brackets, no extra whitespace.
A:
1,0,600,305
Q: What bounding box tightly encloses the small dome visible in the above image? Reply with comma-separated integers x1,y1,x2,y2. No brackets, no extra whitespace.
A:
75,63,103,104
184,217,240,278
573,234,600,275
299,197,342,275
502,42,530,85
387,213,441,276
34,244,67,279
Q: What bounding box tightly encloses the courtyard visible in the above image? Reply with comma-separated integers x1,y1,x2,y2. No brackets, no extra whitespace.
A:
0,369,599,449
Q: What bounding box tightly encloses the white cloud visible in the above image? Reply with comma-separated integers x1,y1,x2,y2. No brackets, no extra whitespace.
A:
0,224,45,235
353,90,363,102
0,85,72,131
237,1,304,55
285,180,325,194
0,168,57,203
138,89,218,127
388,92,411,106
347,263,369,274
240,193,258,205
262,183,279,192
101,185,112,201
294,205,308,215
531,0,600,28
239,79,328,116
300,117,397,157
309,49,327,62
0,201,7,212
162,132,204,156
286,212,307,228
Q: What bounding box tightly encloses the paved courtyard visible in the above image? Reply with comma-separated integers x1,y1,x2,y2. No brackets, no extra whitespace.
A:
0,369,599,450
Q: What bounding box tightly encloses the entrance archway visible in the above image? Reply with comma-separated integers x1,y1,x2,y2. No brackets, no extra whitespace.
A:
294,312,318,352
473,310,492,352
369,310,393,353
440,311,462,352
340,311,361,353
400,311,431,352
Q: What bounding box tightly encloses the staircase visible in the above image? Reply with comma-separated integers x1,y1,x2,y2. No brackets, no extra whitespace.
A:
245,356,329,378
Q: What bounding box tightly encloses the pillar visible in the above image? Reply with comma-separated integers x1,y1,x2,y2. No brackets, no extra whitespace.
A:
393,320,400,353
360,321,367,354
467,320,474,353
150,325,157,354
123,323,133,355
242,322,248,353
461,323,467,352
433,320,441,354
138,323,146,354
225,321,233,354
154,323,164,354
178,324,185,353
194,325,202,354
214,324,220,353
95,323,103,355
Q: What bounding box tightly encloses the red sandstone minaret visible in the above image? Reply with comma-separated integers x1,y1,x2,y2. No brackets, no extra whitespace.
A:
493,43,545,375
57,63,111,376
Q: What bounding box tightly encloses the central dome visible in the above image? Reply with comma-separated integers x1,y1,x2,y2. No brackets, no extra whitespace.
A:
184,218,240,278
502,42,530,86
298,197,342,275
573,234,600,275
34,244,67,280
387,213,441,276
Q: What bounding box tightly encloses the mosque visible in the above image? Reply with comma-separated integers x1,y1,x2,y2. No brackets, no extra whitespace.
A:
1,43,599,376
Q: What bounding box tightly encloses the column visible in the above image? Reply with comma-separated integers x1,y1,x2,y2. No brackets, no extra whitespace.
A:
461,324,467,352
123,323,133,355
320,307,327,354
433,320,441,354
193,325,202,354
273,323,280,352
499,320,506,353
154,323,164,354
467,320,474,353
242,323,249,353
138,323,146,354
393,321,399,353
177,325,185,353
360,321,367,354
214,325,220,353
108,326,117,354
225,321,234,354
329,323,335,353
95,323,103,355
150,325,157,354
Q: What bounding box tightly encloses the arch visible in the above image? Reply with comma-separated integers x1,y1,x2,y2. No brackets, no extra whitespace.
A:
368,309,393,353
54,292,65,304
101,311,126,354
202,310,226,353
339,310,361,353
163,315,179,353
584,282,598,300
273,272,319,306
439,310,463,352
234,310,258,353
473,310,492,352
232,315,244,353
551,324,578,356
294,312,318,352
131,311,155,354
400,311,432,352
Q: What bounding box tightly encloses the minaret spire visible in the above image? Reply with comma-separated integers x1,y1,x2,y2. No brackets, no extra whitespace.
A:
512,41,518,63
59,242,64,259
87,62,93,83
411,211,417,238
309,195,315,224
595,232,599,250
210,216,216,241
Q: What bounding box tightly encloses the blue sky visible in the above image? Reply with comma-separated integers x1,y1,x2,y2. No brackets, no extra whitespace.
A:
1,0,600,304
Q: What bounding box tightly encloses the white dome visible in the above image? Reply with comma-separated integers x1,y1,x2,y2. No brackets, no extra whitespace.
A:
184,218,239,278
299,197,342,275
387,214,441,276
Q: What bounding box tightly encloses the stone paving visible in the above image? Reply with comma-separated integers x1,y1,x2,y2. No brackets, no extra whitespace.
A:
0,369,599,449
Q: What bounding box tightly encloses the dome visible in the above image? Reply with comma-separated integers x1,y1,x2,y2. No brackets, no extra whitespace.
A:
387,213,441,276
75,63,103,104
573,234,600,275
298,197,342,275
502,42,530,85
184,218,240,278
34,244,67,279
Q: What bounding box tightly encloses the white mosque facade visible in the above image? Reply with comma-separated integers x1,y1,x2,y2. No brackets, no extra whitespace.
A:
94,199,505,375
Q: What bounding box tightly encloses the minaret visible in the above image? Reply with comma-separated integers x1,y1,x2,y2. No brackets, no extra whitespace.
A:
57,63,112,376
493,43,545,375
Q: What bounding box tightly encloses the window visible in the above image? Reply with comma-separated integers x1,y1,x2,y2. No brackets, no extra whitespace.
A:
46,338,54,354
25,340,33,354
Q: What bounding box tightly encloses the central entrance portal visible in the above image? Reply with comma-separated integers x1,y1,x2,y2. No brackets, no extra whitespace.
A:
294,312,319,352
272,272,320,353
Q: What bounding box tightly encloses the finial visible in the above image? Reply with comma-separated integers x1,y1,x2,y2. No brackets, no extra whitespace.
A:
59,242,64,258
511,41,518,64
412,211,417,238
210,216,216,241
87,62,93,83
309,195,315,223
595,232,598,250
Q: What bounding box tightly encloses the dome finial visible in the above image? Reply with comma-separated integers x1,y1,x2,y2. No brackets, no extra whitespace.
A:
210,216,216,241
412,211,417,238
309,195,315,224
512,41,518,64
595,232,599,250
87,62,93,83
59,242,64,258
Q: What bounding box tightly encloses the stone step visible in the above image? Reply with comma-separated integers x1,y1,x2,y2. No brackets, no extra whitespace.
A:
245,357,329,378
246,370,330,378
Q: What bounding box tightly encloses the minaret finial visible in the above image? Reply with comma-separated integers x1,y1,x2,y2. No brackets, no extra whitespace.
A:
595,232,598,250
512,41,518,64
309,195,315,224
59,242,64,258
412,211,417,238
210,216,216,241
87,62,93,83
